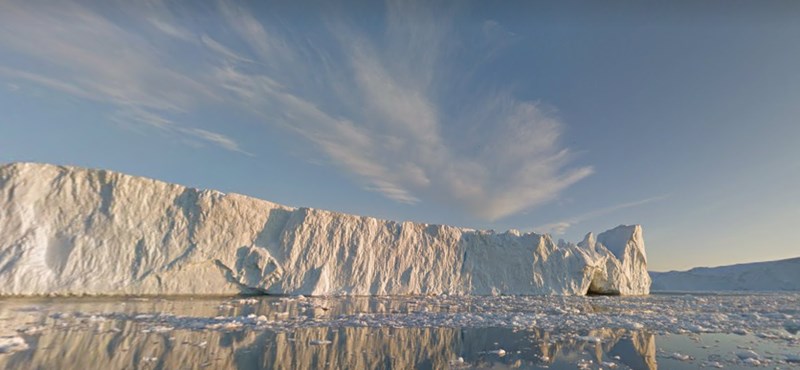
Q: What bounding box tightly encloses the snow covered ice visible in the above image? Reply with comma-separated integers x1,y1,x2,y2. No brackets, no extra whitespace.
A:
651,257,800,292
0,162,650,296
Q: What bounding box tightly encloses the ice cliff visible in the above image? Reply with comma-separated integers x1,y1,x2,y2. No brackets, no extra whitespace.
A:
0,163,651,296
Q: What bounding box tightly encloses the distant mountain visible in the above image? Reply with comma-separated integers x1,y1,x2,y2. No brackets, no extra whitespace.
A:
651,257,800,292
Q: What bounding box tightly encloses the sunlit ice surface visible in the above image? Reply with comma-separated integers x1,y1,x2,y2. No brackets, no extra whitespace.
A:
1,293,799,369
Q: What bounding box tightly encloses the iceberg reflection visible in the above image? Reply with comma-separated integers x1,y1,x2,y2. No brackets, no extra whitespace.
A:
0,297,659,369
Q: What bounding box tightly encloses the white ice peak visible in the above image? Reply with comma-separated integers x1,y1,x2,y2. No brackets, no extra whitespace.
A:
0,163,651,296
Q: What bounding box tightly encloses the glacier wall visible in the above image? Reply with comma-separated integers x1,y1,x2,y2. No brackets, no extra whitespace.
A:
0,163,651,296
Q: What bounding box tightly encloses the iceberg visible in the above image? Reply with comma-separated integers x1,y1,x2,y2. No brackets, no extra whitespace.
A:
0,163,651,296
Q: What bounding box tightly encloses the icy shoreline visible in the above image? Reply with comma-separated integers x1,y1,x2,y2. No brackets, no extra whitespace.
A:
651,257,800,292
0,162,650,296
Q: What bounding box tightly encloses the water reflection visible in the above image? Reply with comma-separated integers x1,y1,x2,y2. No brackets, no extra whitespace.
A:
2,327,657,369
609,330,657,370
0,296,663,369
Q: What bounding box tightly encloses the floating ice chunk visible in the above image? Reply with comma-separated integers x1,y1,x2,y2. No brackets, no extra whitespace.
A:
741,358,760,366
702,360,724,368
685,324,708,333
449,357,465,366
0,336,29,354
628,322,644,330
755,332,779,339
207,321,243,331
670,352,693,361
150,326,173,333
601,361,619,368
236,298,259,305
577,335,603,343
19,326,46,335
735,350,760,360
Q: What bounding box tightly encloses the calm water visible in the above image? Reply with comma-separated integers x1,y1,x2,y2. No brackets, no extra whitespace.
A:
0,294,798,369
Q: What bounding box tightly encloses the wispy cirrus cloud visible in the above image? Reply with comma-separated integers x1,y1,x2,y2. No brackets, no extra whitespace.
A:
201,35,254,64
0,0,593,220
204,2,594,219
535,195,670,235
0,1,242,154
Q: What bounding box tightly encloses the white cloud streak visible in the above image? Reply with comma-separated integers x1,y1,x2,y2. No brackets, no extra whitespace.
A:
0,1,244,154
0,0,594,220
535,195,670,235
209,2,593,220
201,35,254,63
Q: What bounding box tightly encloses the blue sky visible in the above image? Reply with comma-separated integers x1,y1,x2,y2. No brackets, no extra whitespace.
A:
1,1,798,271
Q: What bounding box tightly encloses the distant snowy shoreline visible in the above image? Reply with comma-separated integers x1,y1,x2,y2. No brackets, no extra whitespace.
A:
651,257,800,292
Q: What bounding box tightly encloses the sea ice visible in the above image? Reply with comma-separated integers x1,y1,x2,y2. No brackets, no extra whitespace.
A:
735,349,760,360
0,336,28,354
669,352,692,361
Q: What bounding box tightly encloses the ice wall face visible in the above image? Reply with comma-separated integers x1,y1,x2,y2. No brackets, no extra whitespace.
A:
594,225,652,295
0,163,651,296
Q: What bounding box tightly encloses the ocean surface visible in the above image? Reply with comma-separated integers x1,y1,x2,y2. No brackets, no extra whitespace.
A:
0,293,798,369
